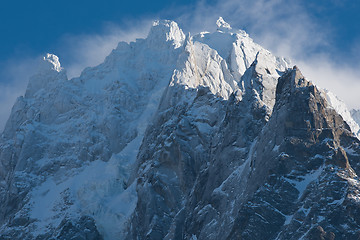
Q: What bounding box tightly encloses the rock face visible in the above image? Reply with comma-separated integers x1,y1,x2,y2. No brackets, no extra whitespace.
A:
1,18,360,240
225,67,360,239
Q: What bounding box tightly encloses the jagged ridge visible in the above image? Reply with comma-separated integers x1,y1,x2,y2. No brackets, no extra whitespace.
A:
0,18,360,240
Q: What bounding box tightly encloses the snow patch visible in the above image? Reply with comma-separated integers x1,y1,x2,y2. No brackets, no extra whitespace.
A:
286,165,324,200
29,156,137,239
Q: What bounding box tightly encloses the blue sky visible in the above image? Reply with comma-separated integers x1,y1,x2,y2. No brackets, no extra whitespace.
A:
0,0,358,65
0,0,360,130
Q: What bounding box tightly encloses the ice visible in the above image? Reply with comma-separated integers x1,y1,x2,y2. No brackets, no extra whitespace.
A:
284,214,293,225
286,165,324,200
190,234,198,240
272,145,280,152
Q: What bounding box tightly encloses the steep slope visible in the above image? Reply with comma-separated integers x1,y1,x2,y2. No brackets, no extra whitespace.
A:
0,18,288,239
227,67,360,240
125,22,289,240
0,17,360,240
0,20,186,239
127,63,360,239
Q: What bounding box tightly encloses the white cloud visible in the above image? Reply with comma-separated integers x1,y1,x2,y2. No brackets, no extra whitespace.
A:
0,56,39,131
173,0,329,58
172,0,360,110
57,19,153,79
0,19,152,131
297,56,360,110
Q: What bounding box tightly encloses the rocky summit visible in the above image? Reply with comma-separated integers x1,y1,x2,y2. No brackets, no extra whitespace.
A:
0,18,360,240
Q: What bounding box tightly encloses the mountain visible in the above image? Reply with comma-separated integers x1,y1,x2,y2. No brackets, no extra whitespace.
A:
1,18,360,240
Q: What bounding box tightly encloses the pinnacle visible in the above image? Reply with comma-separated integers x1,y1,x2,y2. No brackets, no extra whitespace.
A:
216,17,232,31
276,66,312,98
37,53,63,73
147,20,185,48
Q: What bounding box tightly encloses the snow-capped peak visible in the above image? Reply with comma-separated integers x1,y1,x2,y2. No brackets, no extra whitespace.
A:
147,20,185,49
38,53,63,73
216,17,232,32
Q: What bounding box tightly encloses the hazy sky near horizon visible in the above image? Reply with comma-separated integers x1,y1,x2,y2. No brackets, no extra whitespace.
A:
0,0,360,130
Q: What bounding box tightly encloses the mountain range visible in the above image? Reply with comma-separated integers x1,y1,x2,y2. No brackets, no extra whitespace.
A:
1,17,360,240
